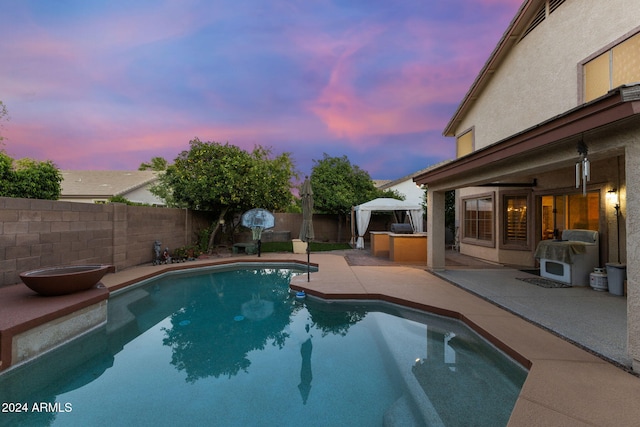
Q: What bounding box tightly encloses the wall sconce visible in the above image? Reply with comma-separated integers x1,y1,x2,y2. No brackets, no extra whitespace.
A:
607,188,620,215
608,188,621,263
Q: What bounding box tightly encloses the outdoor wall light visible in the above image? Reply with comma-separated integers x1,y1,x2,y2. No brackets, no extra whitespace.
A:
606,188,620,215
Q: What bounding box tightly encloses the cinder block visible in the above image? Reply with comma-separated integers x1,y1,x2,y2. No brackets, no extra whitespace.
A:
0,209,19,221
6,246,31,259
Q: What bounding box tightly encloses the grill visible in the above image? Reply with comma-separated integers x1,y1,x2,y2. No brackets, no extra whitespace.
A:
390,223,413,234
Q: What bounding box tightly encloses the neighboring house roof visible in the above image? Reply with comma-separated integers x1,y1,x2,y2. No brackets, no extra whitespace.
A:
61,170,160,198
372,179,392,188
378,160,452,189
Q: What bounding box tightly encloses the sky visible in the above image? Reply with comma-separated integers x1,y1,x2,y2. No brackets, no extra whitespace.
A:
0,0,523,180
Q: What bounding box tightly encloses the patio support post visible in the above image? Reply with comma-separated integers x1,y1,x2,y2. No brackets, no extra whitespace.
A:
625,143,640,372
427,188,446,271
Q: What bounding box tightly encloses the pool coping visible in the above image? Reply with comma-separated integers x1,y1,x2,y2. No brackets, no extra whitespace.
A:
3,253,640,425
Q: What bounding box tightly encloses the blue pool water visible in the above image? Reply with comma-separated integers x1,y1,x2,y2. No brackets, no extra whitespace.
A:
0,265,527,426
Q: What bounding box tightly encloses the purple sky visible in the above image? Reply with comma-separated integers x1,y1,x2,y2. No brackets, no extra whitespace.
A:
0,0,522,180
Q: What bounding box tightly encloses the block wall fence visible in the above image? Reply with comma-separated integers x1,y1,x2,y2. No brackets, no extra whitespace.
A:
0,197,211,287
1,197,391,287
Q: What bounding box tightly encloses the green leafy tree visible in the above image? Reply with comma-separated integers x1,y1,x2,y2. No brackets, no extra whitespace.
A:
139,156,168,171
0,100,8,144
310,154,401,241
159,138,296,252
0,152,62,199
0,151,12,195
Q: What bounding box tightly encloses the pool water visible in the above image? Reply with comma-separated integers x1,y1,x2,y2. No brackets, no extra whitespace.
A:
0,265,527,426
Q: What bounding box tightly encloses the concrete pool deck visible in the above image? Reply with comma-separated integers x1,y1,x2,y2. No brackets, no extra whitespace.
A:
95,251,640,425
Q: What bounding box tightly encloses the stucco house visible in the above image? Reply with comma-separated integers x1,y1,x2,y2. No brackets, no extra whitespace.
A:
414,0,640,371
60,170,165,205
375,173,424,208
375,162,451,209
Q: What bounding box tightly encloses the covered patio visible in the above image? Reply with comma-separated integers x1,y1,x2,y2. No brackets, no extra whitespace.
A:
415,85,640,372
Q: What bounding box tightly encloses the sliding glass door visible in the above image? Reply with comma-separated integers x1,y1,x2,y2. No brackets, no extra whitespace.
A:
541,191,599,240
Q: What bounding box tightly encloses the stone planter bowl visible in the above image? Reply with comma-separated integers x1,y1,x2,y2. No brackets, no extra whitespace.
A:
20,265,115,296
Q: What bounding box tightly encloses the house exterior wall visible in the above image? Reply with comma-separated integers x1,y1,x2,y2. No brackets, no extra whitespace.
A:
433,0,640,370
383,179,425,208
457,0,640,150
625,141,640,370
59,185,164,205
123,184,165,206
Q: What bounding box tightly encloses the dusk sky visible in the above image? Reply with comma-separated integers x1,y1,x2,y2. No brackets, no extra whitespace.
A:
0,0,523,180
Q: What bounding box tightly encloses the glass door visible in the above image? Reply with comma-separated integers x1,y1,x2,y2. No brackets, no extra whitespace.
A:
541,192,599,240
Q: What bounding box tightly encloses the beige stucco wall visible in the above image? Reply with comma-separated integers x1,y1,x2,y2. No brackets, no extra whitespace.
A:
625,142,640,371
457,0,640,148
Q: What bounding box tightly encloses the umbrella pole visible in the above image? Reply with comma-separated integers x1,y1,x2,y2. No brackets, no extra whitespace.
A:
307,243,310,282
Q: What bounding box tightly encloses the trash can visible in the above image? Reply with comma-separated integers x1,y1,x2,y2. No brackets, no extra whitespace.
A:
606,263,627,296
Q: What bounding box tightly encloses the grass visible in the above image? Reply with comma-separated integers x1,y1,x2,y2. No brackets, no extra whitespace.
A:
260,241,351,253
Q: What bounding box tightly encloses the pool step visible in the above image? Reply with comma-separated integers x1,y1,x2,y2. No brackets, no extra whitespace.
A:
383,394,424,427
370,313,445,427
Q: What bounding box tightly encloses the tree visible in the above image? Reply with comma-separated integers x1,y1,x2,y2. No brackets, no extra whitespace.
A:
139,156,168,171
0,100,8,144
0,152,62,200
159,138,296,252
310,154,400,241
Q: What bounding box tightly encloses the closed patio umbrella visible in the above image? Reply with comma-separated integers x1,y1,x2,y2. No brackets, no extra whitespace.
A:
299,177,314,281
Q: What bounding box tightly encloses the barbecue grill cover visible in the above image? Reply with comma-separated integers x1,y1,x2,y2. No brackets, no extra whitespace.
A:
390,223,413,234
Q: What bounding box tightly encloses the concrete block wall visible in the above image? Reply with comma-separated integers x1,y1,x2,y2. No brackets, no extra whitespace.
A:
272,213,340,242
270,213,390,243
120,206,190,268
0,198,399,287
270,212,393,243
0,198,208,287
1,198,116,286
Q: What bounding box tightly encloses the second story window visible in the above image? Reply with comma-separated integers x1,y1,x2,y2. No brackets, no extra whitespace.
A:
456,129,474,158
584,31,640,103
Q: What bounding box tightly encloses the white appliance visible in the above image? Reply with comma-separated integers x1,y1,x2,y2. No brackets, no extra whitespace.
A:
536,230,599,286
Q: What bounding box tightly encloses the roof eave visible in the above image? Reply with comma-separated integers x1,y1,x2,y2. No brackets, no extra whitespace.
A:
418,87,640,186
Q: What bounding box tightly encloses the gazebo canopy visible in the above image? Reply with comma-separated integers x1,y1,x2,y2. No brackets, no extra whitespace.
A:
352,198,424,249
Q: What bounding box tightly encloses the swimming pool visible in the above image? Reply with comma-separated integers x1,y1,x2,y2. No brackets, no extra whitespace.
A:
0,265,527,426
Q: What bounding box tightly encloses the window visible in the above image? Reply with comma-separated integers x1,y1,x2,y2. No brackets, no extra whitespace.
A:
584,31,640,102
463,194,494,245
503,194,529,247
456,129,474,158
